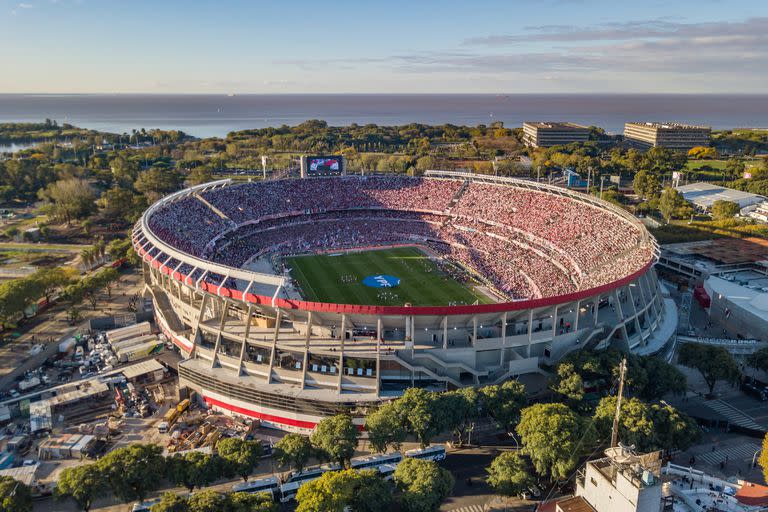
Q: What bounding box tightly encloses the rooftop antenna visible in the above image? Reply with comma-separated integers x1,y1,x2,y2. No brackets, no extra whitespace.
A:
610,357,627,448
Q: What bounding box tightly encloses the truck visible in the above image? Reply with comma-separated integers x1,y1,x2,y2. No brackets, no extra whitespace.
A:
177,399,191,413
110,334,157,352
18,377,41,392
106,322,152,344
115,341,163,363
159,408,180,433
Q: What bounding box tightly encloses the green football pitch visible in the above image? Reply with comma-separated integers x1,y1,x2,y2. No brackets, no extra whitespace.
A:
286,246,493,306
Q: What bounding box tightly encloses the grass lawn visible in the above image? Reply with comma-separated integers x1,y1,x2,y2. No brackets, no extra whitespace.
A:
286,246,492,306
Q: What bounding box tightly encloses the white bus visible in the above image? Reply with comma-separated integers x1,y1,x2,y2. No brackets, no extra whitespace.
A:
232,475,280,497
404,445,446,462
131,498,161,512
377,463,398,481
350,452,403,471
279,477,320,503
285,463,340,484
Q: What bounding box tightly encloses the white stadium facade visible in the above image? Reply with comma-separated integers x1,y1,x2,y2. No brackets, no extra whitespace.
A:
132,171,674,433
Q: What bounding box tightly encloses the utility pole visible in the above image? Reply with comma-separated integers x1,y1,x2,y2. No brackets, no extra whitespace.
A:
610,357,627,448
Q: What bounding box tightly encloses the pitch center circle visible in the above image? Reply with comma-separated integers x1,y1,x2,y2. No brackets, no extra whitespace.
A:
362,275,401,288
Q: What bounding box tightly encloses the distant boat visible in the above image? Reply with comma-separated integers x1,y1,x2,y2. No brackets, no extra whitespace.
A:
227,93,236,97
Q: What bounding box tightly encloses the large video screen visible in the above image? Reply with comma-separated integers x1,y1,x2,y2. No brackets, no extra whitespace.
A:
307,156,342,176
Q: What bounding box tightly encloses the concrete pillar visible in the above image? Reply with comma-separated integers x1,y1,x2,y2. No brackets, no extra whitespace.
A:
551,304,559,338
574,300,581,332
472,316,478,345
238,305,253,375
442,316,448,350
266,309,282,384
300,312,313,390
338,314,346,393
526,309,533,358
500,312,508,366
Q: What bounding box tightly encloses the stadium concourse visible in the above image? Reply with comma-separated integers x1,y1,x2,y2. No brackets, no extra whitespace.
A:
132,171,676,433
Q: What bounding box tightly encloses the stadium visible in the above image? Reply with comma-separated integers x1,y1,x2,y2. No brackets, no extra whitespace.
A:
132,169,673,433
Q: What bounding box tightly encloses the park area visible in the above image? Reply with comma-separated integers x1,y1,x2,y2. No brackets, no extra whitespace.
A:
286,246,493,306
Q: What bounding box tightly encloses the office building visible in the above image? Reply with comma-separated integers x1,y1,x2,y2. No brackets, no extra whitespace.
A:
624,122,711,150
522,122,590,148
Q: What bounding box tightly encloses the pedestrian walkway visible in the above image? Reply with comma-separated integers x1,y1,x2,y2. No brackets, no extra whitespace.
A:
446,505,487,512
696,442,762,466
702,399,766,432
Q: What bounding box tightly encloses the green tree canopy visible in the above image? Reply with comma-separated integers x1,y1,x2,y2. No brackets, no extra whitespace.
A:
659,187,694,221
486,451,533,497
478,380,527,431
295,468,391,512
150,493,189,512
216,438,263,482
551,362,585,403
516,403,587,480
394,458,454,512
56,463,107,512
365,402,407,454
186,490,229,512
677,343,740,395
310,414,360,467
394,388,445,448
229,491,277,512
273,433,312,473
98,443,165,503
0,476,32,512
747,347,768,372
165,451,219,492
710,200,740,220
38,177,96,224
633,170,661,199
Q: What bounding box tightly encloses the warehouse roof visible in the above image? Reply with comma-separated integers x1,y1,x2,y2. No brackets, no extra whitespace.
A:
675,182,766,210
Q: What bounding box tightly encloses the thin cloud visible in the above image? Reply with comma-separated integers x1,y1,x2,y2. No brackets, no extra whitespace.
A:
463,17,768,45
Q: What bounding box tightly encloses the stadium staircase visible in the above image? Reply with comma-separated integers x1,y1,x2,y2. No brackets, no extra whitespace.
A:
192,192,231,221
410,352,489,382
444,178,470,213
387,351,463,388
148,285,187,333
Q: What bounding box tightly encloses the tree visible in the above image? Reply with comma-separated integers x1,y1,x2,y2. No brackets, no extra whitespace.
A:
0,475,32,512
296,469,391,512
711,200,740,220
56,463,107,512
310,414,359,467
658,187,693,221
99,187,138,223
516,403,586,480
633,356,686,401
229,491,277,512
551,362,584,403
747,347,768,372
273,433,312,473
633,170,661,199
165,451,219,492
759,434,768,483
187,167,213,185
438,387,480,446
98,444,165,503
365,402,407,454
687,146,718,159
186,490,229,512
677,343,740,396
486,451,533,497
216,438,263,482
38,178,96,224
394,458,454,512
725,157,746,180
478,380,527,431
395,388,446,448
150,493,189,512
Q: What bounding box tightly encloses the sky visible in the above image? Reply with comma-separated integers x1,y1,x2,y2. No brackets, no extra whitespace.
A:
0,0,766,94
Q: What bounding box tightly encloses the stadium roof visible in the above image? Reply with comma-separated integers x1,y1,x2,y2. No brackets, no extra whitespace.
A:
675,182,766,210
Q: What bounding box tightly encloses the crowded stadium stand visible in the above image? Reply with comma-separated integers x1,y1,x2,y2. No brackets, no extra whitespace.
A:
133,172,672,433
